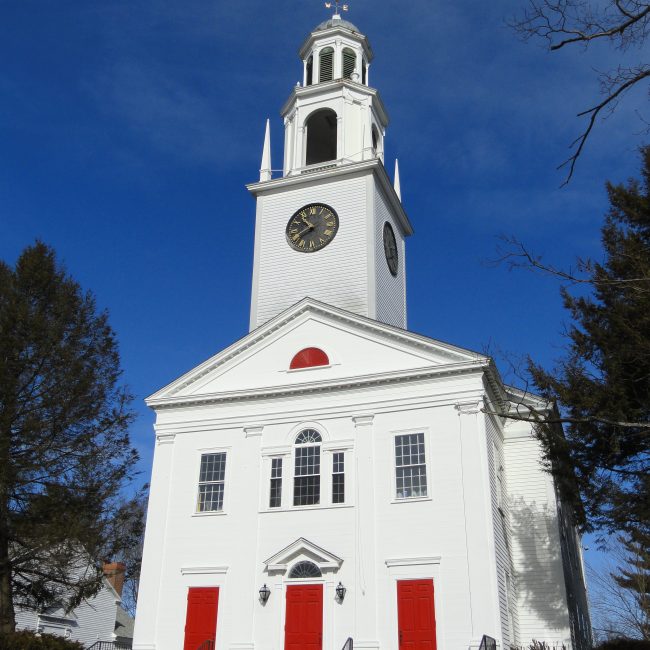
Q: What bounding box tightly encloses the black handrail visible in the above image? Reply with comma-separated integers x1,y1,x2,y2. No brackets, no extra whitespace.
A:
341,638,353,650
196,640,215,650
87,643,132,650
479,635,497,650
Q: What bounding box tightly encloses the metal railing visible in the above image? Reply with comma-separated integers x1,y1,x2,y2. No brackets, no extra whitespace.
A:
87,642,132,650
479,635,497,650
196,641,215,650
341,638,353,650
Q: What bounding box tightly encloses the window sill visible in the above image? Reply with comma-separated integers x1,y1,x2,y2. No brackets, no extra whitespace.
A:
391,496,432,505
192,510,228,517
260,503,353,513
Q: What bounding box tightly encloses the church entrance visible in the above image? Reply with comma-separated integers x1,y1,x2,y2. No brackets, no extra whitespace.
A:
397,579,437,650
284,584,323,650
183,587,219,650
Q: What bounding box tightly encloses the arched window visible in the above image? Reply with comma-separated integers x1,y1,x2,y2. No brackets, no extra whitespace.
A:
362,61,367,85
294,429,322,506
289,561,322,579
305,109,337,166
319,47,334,82
372,126,379,153
290,347,329,370
342,48,356,79
306,55,313,86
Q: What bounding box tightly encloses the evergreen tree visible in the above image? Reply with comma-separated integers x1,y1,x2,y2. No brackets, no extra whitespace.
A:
526,146,650,534
0,243,138,636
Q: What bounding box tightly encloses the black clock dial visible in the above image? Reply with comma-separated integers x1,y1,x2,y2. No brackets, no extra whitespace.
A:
286,203,339,253
383,222,399,276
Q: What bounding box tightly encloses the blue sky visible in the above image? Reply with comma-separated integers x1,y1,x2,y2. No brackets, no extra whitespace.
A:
1,0,645,614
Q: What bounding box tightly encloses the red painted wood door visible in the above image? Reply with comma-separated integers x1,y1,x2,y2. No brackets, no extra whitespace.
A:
397,579,437,650
183,587,220,650
284,584,323,650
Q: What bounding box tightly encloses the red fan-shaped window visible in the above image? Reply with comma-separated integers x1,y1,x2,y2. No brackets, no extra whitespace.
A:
290,348,329,370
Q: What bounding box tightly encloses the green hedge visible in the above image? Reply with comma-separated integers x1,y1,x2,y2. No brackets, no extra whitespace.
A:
0,631,85,650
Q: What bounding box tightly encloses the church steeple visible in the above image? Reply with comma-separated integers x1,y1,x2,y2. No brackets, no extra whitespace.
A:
247,16,412,332
280,17,387,176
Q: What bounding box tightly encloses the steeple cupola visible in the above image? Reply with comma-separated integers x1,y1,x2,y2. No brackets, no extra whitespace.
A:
279,16,388,176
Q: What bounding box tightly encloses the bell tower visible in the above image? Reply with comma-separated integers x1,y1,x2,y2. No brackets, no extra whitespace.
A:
247,13,413,331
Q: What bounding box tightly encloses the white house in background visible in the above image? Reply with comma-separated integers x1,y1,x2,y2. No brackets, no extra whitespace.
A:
16,561,134,648
132,12,592,650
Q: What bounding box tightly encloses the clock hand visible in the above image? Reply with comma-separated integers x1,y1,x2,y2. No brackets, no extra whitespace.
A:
301,215,315,228
297,224,314,238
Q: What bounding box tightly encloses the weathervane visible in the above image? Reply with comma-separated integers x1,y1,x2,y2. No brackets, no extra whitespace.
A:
324,0,349,17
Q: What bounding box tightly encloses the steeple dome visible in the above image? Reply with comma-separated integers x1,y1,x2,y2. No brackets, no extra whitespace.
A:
314,17,361,33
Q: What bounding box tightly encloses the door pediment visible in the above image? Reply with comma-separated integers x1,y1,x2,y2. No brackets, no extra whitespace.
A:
264,537,343,573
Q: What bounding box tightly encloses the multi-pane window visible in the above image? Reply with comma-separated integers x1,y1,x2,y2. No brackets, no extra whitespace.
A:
197,452,226,512
269,458,283,508
332,452,345,504
395,433,428,499
294,429,322,506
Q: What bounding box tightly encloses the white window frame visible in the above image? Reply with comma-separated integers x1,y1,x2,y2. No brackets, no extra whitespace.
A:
293,429,323,507
391,427,432,504
194,447,230,516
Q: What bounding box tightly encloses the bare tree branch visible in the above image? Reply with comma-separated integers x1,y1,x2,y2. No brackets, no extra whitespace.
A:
509,0,650,183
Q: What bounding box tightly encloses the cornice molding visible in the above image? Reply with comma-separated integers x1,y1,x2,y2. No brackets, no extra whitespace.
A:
148,361,487,410
246,159,410,235
455,401,482,416
147,298,484,407
155,433,176,445
180,565,229,575
385,556,441,567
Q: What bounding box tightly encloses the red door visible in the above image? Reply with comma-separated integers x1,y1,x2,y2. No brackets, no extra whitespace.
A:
183,587,220,650
284,584,323,650
397,579,437,650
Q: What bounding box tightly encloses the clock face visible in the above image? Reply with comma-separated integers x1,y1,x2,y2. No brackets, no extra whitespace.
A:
383,222,399,276
286,203,339,253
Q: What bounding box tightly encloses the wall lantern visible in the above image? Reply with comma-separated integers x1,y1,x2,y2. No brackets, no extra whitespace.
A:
336,582,346,602
259,584,271,604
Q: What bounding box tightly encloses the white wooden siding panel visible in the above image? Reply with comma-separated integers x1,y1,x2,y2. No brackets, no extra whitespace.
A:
254,175,369,328
504,429,573,646
374,183,406,328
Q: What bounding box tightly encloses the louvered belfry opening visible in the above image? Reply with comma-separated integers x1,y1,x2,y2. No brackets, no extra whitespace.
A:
305,109,337,166
306,55,313,86
318,47,334,82
342,48,356,80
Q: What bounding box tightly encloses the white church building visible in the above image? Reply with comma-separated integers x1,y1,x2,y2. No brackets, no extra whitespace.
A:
133,12,592,650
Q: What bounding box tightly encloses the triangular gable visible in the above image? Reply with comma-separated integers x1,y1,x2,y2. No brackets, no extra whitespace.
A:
147,298,489,407
264,537,343,572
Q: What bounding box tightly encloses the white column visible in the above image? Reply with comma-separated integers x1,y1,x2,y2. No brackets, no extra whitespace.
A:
132,430,176,650
455,402,502,649
353,415,379,650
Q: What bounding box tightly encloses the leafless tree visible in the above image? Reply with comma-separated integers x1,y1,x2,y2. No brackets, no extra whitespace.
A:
588,539,650,640
510,0,650,184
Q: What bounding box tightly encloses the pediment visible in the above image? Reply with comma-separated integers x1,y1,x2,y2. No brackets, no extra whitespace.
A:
147,298,489,408
264,537,343,573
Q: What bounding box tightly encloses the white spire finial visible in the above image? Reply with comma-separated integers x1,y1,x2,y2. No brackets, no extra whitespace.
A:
394,159,401,201
260,119,271,182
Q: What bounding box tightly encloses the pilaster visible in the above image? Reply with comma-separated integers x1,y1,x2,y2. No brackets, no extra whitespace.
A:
455,401,502,646
352,415,379,650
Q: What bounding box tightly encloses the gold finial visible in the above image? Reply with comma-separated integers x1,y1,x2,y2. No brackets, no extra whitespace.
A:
324,0,349,18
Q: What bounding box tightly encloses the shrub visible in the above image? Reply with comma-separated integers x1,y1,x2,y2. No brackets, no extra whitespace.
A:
0,630,85,650
595,640,650,650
